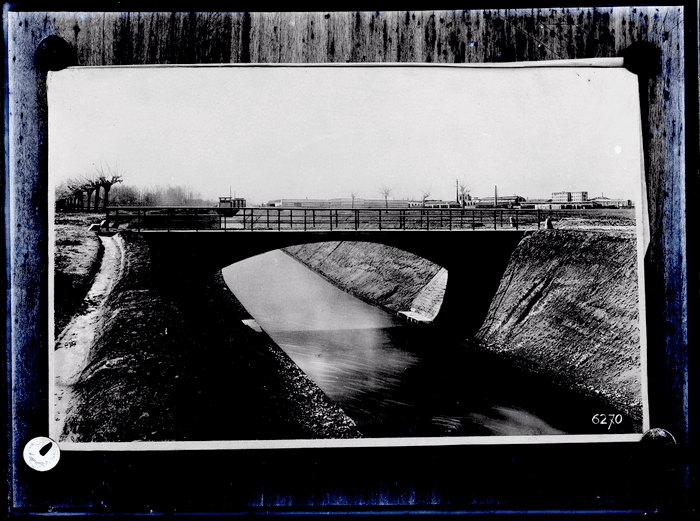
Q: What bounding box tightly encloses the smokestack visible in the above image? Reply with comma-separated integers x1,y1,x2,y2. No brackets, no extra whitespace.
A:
494,185,498,207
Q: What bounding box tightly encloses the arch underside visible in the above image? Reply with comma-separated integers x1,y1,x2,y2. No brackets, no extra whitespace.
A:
136,230,527,336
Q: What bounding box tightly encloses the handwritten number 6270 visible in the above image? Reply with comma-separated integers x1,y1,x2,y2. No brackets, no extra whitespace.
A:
591,414,623,430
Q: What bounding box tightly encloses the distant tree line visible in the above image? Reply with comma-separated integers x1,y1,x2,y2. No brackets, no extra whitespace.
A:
56,163,214,211
108,183,214,207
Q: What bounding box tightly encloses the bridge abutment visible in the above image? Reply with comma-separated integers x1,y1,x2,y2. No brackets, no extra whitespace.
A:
133,229,527,337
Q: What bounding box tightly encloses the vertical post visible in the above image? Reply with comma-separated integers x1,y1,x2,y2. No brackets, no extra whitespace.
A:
460,209,463,229
290,209,293,230
379,209,382,230
493,210,496,230
243,209,246,229
515,210,518,230
449,209,452,230
251,209,254,231
195,208,198,232
304,210,307,231
278,209,281,231
355,209,359,231
330,209,333,231
537,209,541,229
472,209,475,230
267,208,270,229
426,210,429,231
313,210,316,228
335,209,338,228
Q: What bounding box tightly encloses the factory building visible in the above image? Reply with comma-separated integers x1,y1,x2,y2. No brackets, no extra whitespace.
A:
552,191,588,203
474,195,526,208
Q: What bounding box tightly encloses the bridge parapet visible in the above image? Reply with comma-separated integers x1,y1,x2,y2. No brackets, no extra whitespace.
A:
105,206,551,232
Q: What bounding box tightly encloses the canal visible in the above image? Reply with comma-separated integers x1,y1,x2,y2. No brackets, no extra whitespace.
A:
222,249,625,438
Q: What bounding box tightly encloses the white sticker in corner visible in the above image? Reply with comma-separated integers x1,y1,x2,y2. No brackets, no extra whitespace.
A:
23,436,61,472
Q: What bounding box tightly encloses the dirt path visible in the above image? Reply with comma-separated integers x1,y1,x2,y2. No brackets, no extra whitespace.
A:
51,234,124,441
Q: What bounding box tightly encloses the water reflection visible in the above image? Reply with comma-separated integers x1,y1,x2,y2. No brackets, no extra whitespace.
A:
222,249,618,437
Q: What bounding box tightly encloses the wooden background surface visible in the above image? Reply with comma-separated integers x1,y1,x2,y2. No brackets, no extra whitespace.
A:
6,6,690,514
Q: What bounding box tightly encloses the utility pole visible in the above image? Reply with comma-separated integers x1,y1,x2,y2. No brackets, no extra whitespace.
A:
456,179,459,205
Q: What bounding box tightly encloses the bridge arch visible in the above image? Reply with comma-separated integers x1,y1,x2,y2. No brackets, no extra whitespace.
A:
134,229,527,336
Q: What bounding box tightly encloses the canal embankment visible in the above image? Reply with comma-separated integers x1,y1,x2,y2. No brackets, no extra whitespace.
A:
475,229,642,421
56,230,361,442
283,230,643,422
54,220,643,440
283,242,447,321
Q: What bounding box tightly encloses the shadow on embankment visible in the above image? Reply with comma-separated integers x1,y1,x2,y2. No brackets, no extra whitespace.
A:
60,232,360,442
474,229,643,422
283,230,644,425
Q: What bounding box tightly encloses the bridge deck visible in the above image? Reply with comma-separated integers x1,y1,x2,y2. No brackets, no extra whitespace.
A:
105,206,552,233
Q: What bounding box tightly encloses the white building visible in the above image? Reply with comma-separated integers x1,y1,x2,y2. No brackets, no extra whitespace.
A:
552,191,588,203
552,191,571,203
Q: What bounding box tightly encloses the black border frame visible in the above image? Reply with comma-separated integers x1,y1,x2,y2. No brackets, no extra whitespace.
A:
3,3,694,515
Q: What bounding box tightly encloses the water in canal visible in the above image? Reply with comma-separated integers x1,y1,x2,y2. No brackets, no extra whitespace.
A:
222,249,625,438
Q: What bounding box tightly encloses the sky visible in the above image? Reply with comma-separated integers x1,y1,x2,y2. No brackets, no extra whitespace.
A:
48,64,642,206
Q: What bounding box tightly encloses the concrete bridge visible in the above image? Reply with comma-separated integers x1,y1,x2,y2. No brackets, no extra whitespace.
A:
106,207,534,335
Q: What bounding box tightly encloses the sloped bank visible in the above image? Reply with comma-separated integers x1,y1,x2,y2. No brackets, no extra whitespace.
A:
61,231,360,442
283,242,446,320
475,229,642,421
284,231,643,421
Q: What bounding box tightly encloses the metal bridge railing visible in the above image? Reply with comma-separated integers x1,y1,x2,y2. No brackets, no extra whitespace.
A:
104,206,557,232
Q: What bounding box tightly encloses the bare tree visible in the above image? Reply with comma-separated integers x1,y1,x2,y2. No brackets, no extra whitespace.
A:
55,180,77,211
419,185,432,208
80,173,102,211
380,185,393,208
458,179,471,208
64,177,88,211
94,161,125,210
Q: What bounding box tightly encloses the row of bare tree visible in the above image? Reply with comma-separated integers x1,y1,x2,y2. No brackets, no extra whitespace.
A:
370,179,471,208
56,163,124,212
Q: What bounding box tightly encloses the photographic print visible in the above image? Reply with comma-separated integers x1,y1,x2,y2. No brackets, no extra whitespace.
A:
48,63,648,448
